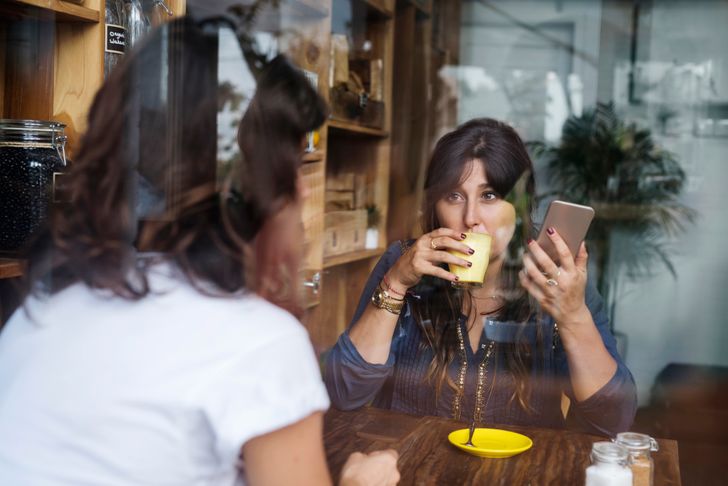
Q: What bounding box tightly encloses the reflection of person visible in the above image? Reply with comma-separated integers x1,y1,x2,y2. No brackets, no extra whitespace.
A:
325,118,637,436
0,18,398,486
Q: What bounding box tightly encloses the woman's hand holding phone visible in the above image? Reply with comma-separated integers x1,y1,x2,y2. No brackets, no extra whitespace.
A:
520,228,590,329
519,203,620,402
519,200,594,332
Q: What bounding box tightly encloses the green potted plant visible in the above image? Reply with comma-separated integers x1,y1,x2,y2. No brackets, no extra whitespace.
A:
365,204,381,250
529,103,695,338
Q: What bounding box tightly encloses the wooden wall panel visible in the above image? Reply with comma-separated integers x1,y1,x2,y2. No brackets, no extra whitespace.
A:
53,19,104,156
3,18,55,121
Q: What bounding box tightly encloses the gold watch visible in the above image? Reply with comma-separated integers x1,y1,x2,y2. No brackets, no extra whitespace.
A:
371,284,404,315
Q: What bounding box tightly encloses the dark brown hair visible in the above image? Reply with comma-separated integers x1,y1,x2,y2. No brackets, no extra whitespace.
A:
19,17,326,318
411,118,539,412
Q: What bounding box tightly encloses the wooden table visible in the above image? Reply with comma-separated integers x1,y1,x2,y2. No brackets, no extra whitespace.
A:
324,407,681,485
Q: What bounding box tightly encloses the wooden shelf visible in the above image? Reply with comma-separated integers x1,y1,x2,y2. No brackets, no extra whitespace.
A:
361,0,393,19
3,0,100,23
323,248,384,268
0,259,24,280
302,149,325,162
328,118,389,137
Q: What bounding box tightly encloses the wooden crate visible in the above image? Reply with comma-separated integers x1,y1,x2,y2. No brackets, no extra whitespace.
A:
324,209,367,257
325,190,355,211
329,86,385,129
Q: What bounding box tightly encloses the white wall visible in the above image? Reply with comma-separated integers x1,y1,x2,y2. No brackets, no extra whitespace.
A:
458,0,603,121
457,0,603,194
615,0,728,404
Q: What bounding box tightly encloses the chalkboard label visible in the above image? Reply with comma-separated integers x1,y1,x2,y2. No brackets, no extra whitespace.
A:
105,24,126,55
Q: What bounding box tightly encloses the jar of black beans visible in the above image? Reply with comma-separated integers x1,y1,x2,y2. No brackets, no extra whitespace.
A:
0,119,67,255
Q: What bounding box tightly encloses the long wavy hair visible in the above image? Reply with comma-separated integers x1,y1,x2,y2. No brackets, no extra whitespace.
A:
18,17,326,318
410,118,540,413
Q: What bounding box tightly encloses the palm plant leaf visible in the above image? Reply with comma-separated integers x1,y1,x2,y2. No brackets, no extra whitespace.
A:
532,102,694,328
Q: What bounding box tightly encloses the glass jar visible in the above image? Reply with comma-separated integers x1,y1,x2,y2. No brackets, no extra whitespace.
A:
615,432,659,486
585,442,633,486
0,119,67,254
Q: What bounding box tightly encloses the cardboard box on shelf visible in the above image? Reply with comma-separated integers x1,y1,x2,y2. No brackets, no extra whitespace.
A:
324,209,367,257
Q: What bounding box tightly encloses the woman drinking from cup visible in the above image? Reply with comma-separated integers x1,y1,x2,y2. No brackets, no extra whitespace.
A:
324,118,636,436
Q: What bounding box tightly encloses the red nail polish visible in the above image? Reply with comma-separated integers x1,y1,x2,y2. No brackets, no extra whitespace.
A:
468,248,475,255
547,227,555,235
461,233,467,240
454,276,460,281
467,262,472,267
527,238,534,244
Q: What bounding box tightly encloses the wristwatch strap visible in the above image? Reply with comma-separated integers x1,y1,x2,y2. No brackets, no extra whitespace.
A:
371,284,404,315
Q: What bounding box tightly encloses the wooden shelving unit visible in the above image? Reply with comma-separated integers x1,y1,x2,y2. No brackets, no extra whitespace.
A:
1,0,104,286
302,149,325,162
2,0,100,22
0,0,416,356
328,118,389,137
1,0,104,157
363,0,394,18
285,0,396,351
323,248,384,269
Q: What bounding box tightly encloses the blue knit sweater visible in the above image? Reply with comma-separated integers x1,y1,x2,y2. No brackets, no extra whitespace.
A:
324,242,637,437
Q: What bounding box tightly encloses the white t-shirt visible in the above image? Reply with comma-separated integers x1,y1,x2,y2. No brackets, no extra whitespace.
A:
0,266,330,485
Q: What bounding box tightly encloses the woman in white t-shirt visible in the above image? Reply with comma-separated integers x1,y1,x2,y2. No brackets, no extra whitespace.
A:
0,16,398,486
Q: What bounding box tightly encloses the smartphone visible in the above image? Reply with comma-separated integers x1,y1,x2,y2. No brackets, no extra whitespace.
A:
536,200,595,262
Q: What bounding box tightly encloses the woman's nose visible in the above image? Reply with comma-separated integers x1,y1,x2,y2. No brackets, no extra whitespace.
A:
463,200,479,229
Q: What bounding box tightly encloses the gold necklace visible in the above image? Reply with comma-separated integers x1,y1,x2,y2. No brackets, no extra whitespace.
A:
452,320,495,423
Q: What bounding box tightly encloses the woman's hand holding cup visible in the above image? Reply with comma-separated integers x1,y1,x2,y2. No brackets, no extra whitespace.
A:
446,225,492,288
384,228,473,293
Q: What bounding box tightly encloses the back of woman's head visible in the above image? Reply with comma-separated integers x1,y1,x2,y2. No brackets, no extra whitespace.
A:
422,118,534,233
22,16,326,311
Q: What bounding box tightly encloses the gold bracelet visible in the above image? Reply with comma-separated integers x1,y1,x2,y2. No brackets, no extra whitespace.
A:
371,284,404,315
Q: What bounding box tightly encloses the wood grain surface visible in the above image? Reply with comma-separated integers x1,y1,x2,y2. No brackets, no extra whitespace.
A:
0,259,24,280
324,407,681,485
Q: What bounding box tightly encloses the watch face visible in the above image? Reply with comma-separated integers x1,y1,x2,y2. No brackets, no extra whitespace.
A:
372,289,383,305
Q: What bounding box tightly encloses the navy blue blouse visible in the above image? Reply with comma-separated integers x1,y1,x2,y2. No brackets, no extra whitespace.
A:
324,242,637,437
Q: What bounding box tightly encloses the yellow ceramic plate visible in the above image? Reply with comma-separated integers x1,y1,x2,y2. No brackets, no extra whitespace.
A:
448,428,533,458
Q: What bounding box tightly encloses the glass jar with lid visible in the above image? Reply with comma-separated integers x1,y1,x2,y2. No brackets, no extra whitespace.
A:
0,119,67,254
615,432,659,486
585,441,633,486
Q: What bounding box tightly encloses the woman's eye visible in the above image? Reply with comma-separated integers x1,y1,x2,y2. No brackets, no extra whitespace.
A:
482,191,497,201
446,192,463,202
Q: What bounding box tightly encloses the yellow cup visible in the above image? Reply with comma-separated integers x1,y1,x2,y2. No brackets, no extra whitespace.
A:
448,232,492,288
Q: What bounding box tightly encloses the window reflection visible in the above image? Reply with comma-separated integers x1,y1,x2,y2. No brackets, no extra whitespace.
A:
456,1,728,483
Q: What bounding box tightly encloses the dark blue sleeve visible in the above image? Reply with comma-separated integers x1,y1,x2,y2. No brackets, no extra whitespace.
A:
323,242,405,410
556,278,638,436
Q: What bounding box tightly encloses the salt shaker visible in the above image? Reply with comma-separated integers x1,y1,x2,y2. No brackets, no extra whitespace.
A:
615,432,659,486
585,442,633,486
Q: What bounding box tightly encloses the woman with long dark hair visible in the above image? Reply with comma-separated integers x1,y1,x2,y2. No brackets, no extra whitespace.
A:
0,17,398,486
325,118,636,436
